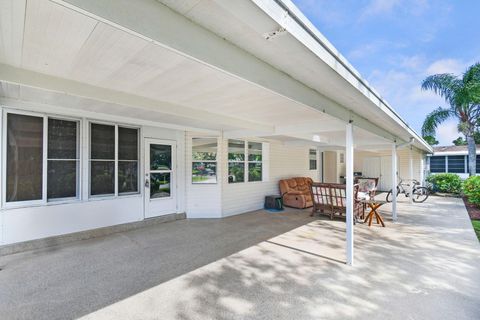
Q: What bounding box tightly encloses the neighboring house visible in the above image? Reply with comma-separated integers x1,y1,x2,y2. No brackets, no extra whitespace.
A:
427,145,480,179
0,0,432,255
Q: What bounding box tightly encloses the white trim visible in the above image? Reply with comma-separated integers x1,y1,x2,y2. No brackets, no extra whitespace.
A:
345,122,354,266
191,137,218,185
391,143,397,221
88,121,141,199
409,146,413,204
42,115,48,205
0,97,220,135
114,125,119,196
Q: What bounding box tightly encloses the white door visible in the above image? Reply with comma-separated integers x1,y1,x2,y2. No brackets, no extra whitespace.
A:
380,156,393,191
144,139,177,218
362,157,381,180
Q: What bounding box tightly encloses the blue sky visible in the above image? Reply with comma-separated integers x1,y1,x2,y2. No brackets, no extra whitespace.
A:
291,0,480,145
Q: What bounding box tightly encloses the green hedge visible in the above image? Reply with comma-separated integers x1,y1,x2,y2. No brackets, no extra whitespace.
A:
463,176,480,206
426,173,462,194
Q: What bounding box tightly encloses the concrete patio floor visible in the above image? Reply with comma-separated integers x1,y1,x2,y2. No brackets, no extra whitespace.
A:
1,195,480,319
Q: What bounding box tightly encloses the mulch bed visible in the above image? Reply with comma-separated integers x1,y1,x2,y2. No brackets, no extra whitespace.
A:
462,197,480,220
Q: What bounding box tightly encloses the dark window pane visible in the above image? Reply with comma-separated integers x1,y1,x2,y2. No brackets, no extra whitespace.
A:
91,123,115,159
476,155,480,172
249,163,262,182
150,144,171,170
90,161,114,195
150,173,171,198
48,160,77,199
309,149,317,170
48,119,78,159
447,155,465,173
228,140,245,161
118,127,138,160
7,113,43,202
118,161,138,193
248,142,262,161
430,156,445,173
228,162,244,183
192,162,217,183
192,138,217,160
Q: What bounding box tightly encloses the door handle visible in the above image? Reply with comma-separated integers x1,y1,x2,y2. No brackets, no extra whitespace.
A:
145,178,150,188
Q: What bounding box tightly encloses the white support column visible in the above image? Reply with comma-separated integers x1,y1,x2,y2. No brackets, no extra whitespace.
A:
392,143,398,221
345,122,354,266
409,146,414,204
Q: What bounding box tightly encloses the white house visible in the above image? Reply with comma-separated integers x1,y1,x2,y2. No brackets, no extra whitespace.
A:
427,145,480,179
0,0,433,264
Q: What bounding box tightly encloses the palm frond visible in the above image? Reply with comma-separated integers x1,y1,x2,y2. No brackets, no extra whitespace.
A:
463,62,480,83
463,62,480,104
421,74,462,106
421,107,452,136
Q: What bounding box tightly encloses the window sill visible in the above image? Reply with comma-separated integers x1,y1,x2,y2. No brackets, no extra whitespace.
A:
1,194,142,210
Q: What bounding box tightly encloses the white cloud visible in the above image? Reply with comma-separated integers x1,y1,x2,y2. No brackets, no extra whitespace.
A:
361,0,400,18
348,40,407,60
292,0,347,27
425,58,469,75
365,56,474,144
436,120,459,145
359,0,431,21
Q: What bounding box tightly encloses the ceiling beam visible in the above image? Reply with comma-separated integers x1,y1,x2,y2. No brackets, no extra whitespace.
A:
53,0,400,143
0,63,273,132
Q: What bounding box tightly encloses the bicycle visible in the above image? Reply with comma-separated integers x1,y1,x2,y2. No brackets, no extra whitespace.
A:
386,179,429,203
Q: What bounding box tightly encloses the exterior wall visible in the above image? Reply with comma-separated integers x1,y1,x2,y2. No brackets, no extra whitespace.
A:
0,102,186,245
427,154,480,179
354,147,425,181
185,132,222,218
221,140,319,217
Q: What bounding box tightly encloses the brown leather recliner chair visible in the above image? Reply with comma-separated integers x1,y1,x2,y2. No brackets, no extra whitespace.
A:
279,177,314,209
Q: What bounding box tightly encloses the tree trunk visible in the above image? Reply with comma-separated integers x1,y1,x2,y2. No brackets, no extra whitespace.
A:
467,134,476,176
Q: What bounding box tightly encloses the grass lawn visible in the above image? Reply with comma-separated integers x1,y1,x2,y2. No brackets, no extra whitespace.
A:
472,220,480,241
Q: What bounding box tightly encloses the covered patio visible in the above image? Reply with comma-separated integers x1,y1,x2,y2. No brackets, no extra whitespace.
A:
1,195,479,320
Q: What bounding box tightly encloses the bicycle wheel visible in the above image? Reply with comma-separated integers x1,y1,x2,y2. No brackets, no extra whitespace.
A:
386,187,400,202
412,187,429,203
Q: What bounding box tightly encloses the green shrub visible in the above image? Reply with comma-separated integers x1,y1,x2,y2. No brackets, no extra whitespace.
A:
426,173,462,193
463,176,480,206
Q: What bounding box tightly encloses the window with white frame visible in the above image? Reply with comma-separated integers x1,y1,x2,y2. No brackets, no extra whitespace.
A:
47,118,80,200
228,140,264,183
5,111,79,204
192,138,217,184
228,140,245,183
248,142,262,182
309,149,317,170
89,122,139,197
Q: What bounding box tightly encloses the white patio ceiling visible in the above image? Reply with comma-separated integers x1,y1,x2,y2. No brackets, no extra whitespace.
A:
0,0,427,152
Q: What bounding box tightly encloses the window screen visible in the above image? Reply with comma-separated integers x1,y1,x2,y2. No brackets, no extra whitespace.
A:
429,156,446,173
47,118,79,199
447,155,465,173
118,127,138,194
90,123,115,196
6,113,44,202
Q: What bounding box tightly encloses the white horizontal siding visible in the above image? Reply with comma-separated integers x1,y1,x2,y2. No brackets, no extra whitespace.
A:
222,140,318,216
357,148,425,181
185,132,222,218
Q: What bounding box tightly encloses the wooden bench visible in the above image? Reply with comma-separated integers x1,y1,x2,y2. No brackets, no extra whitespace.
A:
310,183,364,221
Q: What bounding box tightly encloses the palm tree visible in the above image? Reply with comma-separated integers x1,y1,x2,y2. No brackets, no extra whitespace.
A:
422,63,480,175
